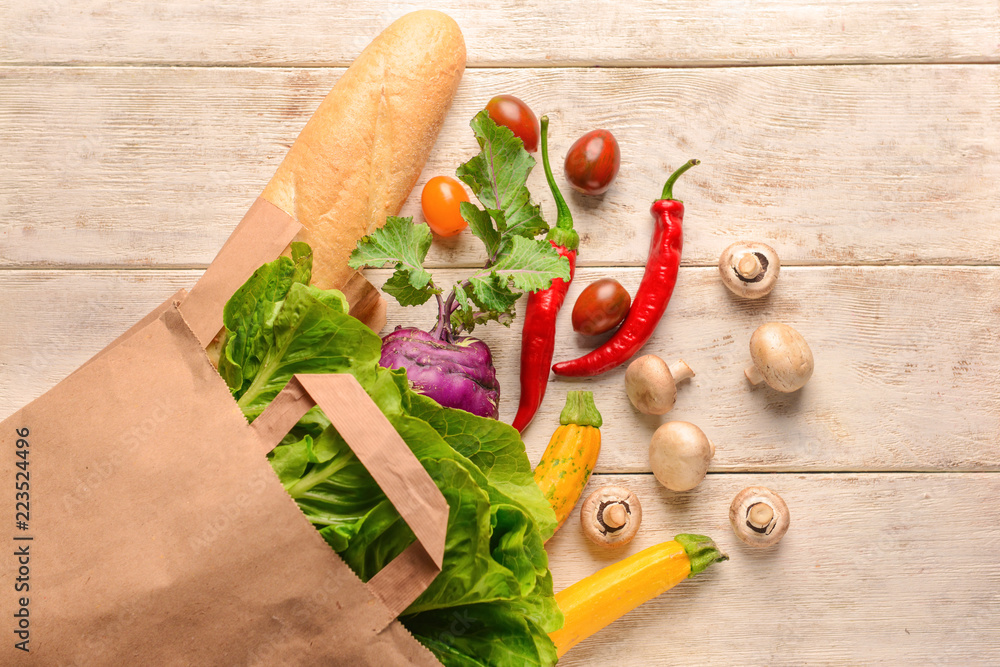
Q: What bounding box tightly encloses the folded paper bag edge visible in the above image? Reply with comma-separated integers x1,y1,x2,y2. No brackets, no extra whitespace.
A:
179,197,303,347
250,373,449,616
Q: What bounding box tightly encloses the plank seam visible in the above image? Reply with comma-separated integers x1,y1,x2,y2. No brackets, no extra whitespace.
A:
2,264,999,272
2,59,1000,69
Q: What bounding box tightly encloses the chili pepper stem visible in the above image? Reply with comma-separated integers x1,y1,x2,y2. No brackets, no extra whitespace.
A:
540,115,580,251
660,158,700,201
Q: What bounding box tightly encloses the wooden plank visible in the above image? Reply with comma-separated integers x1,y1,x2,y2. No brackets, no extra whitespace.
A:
548,472,1000,665
2,266,998,472
383,266,1000,473
3,65,999,269
0,270,194,415
2,1,997,67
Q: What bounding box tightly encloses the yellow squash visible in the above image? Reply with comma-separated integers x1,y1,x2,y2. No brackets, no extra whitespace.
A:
533,391,603,531
550,534,728,657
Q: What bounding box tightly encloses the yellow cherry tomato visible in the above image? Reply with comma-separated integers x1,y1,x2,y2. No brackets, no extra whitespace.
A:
421,176,470,237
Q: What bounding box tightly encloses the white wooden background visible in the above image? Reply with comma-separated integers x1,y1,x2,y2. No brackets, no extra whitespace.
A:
3,2,999,664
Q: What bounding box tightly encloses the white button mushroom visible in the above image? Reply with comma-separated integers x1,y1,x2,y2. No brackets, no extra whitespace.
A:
729,486,790,547
580,485,642,548
649,421,715,492
624,355,694,415
719,241,780,299
745,322,814,392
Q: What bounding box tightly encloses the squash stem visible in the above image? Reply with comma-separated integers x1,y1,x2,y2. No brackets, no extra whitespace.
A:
559,391,602,427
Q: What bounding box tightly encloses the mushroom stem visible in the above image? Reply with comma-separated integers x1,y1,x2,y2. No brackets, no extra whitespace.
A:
602,503,627,530
735,253,763,280
744,364,765,386
582,486,642,548
747,502,774,529
668,359,695,383
730,487,790,547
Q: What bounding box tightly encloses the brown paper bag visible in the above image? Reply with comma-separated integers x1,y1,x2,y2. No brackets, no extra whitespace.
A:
0,199,448,664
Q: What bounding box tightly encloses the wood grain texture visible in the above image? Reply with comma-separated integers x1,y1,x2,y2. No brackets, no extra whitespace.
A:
2,1,997,67
3,65,998,269
547,472,1000,666
5,3,998,663
3,266,999,472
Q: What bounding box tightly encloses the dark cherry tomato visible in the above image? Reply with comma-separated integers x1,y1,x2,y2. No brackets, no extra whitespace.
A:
421,176,470,236
485,95,539,152
572,279,631,336
564,129,620,195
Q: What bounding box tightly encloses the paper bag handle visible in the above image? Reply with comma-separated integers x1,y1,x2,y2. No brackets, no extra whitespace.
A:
249,373,448,619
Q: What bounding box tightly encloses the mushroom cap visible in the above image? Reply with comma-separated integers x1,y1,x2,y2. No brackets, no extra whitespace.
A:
747,322,814,392
625,355,677,415
719,241,780,298
729,486,790,547
649,421,715,492
580,485,642,548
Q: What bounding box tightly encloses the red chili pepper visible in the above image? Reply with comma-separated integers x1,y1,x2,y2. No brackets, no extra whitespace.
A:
551,159,699,378
511,116,579,433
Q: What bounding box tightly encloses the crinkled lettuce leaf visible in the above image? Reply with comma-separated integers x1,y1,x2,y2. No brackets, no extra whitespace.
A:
222,256,379,421
405,390,558,542
404,595,562,667
220,248,561,666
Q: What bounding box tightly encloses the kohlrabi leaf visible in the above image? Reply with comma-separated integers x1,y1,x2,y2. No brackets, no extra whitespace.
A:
454,236,570,329
348,216,434,290
487,236,571,293
468,273,521,318
461,202,503,258
450,281,516,334
457,110,547,241
382,269,439,307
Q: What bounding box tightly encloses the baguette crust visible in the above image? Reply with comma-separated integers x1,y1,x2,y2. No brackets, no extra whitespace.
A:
262,10,466,290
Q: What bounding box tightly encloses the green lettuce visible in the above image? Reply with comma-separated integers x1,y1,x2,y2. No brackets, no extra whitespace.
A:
220,249,561,666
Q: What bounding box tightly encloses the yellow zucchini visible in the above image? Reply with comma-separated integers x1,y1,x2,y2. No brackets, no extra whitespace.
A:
533,391,602,531
550,534,728,657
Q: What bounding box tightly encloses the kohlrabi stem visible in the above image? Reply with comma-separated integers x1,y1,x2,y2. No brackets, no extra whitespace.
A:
430,283,455,342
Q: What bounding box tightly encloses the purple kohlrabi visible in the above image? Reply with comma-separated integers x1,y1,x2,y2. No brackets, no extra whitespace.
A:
380,327,500,418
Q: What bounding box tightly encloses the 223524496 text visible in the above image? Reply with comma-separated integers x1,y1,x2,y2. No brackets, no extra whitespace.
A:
13,426,32,653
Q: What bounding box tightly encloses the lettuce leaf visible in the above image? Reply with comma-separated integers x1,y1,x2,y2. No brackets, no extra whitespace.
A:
225,278,380,421
220,249,562,666
404,390,558,542
404,596,562,667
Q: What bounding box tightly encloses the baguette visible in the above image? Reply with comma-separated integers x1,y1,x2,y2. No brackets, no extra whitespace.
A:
262,10,466,328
